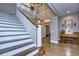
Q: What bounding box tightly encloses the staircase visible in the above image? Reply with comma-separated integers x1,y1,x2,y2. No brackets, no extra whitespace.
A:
0,12,39,56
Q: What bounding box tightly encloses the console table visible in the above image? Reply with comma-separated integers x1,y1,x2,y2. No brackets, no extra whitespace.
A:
60,32,79,44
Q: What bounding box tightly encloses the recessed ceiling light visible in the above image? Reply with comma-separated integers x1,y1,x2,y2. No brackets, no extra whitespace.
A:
67,10,70,14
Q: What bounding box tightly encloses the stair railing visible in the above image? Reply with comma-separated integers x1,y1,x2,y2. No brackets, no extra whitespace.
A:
17,3,38,46
17,3,37,26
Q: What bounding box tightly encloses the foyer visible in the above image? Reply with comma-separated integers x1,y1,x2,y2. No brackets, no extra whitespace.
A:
0,3,79,56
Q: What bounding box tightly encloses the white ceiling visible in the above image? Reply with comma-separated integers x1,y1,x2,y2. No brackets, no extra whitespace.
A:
51,3,79,16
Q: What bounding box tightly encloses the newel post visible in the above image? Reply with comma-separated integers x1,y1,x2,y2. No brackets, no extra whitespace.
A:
36,20,42,47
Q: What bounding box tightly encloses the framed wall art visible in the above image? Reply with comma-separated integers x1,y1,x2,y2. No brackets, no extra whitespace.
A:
65,19,73,28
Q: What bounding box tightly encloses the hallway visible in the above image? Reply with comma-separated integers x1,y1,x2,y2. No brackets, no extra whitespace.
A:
42,38,79,56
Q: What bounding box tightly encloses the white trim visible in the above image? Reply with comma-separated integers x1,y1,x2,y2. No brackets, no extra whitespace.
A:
50,40,58,43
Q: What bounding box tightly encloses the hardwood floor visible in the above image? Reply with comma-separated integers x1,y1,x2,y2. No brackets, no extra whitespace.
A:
42,38,79,56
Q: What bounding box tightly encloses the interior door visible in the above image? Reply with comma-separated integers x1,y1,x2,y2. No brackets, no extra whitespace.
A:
46,25,50,43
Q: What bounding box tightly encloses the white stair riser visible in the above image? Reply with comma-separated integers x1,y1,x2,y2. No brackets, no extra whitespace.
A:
0,32,28,36
27,49,39,56
0,23,22,26
0,22,22,25
0,27,25,29
0,28,27,30
0,35,30,41
0,24,24,27
0,18,17,20
0,20,21,23
0,14,15,18
0,28,27,31
0,20,18,23
0,39,32,50
0,44,35,56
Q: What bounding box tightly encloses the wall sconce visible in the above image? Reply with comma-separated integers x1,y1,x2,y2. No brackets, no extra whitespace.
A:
62,24,64,27
74,23,76,26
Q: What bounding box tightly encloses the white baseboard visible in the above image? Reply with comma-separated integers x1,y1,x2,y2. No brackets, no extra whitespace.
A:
50,40,58,44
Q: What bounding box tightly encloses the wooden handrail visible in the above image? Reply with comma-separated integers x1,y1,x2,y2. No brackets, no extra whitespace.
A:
21,3,31,9
17,8,36,27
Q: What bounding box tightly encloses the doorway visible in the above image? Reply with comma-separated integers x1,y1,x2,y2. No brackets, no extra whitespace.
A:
42,22,51,46
45,24,50,44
